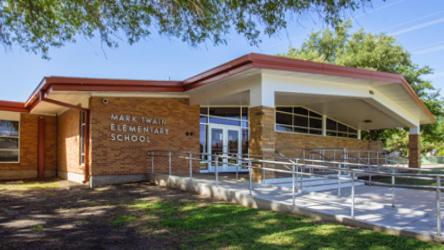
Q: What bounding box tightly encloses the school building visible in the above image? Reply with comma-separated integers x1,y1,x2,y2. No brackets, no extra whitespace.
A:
0,53,434,187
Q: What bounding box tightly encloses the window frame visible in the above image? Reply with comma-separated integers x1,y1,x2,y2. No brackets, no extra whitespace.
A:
0,119,20,163
275,106,358,139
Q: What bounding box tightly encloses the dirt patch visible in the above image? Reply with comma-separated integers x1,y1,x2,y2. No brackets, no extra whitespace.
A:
0,178,221,250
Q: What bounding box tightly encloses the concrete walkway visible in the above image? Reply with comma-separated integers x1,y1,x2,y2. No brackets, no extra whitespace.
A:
148,173,444,242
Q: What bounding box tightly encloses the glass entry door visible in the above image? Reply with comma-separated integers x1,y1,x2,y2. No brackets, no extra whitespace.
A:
208,124,242,172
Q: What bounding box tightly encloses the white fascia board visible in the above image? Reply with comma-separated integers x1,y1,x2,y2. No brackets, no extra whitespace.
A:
189,75,260,106
261,73,369,99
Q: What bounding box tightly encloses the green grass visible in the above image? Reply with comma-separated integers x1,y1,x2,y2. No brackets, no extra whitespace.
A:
124,200,444,249
31,224,43,230
0,182,60,191
110,215,137,227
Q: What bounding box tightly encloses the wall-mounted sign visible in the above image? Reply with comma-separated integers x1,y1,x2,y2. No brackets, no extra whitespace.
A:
109,114,169,143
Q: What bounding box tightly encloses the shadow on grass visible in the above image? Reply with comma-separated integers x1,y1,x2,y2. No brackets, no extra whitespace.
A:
0,180,443,249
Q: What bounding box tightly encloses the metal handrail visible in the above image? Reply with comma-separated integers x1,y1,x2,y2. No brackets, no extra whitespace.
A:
147,149,444,236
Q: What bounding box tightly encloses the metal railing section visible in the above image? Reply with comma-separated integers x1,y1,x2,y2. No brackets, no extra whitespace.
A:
147,150,444,236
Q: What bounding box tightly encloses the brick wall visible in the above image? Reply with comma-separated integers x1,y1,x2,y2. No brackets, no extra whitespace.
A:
57,109,83,174
89,97,200,176
0,113,57,178
408,134,421,168
275,132,382,158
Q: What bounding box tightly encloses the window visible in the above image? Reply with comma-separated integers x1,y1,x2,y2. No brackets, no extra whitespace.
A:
275,106,322,135
80,112,85,165
0,120,19,162
275,106,358,138
200,107,249,167
326,118,358,138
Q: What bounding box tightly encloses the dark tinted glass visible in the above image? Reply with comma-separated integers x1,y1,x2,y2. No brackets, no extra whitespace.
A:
338,123,348,132
209,108,240,119
294,107,308,116
276,107,292,113
309,129,322,135
242,108,248,121
309,111,322,118
276,113,292,126
200,116,208,123
200,107,208,115
337,132,348,138
349,128,357,134
310,118,322,129
327,131,337,137
294,116,308,127
327,119,337,130
294,127,308,134
276,125,292,132
0,120,19,136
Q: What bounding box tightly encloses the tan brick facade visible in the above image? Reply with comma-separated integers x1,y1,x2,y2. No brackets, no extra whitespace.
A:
89,97,200,177
0,113,57,179
408,134,421,169
57,108,84,175
275,132,382,159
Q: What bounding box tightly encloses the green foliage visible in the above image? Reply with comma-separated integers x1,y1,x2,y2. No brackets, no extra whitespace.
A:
0,0,372,58
125,200,442,249
279,20,444,154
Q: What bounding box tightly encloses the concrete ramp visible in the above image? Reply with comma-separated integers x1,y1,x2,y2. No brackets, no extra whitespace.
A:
147,173,444,243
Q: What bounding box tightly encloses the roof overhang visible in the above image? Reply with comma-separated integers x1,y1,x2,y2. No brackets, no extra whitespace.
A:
0,53,434,127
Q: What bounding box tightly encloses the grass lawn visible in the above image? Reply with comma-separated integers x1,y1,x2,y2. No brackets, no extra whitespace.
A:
2,179,444,249
120,199,443,249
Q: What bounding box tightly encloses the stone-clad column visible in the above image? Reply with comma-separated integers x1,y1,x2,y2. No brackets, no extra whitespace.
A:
249,106,275,181
408,127,421,169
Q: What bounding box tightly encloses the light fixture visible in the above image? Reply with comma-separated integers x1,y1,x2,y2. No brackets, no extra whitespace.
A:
364,120,372,124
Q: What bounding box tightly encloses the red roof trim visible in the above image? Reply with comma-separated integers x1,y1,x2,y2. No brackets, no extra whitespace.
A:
0,53,435,123
0,101,27,113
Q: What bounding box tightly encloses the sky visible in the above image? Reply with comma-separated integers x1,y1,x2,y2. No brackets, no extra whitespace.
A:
1,0,444,102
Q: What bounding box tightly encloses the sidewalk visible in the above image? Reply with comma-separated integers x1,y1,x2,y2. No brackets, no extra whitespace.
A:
148,173,444,242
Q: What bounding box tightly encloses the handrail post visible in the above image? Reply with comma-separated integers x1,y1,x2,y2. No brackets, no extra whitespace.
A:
292,163,296,206
169,151,172,176
189,152,193,180
215,156,219,186
262,156,266,183
300,166,303,191
437,176,441,236
338,163,341,197
351,171,355,218
391,169,395,208
249,159,253,195
151,152,154,174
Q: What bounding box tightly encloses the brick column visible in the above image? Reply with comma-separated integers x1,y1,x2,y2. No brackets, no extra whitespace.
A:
408,133,421,169
249,106,275,181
